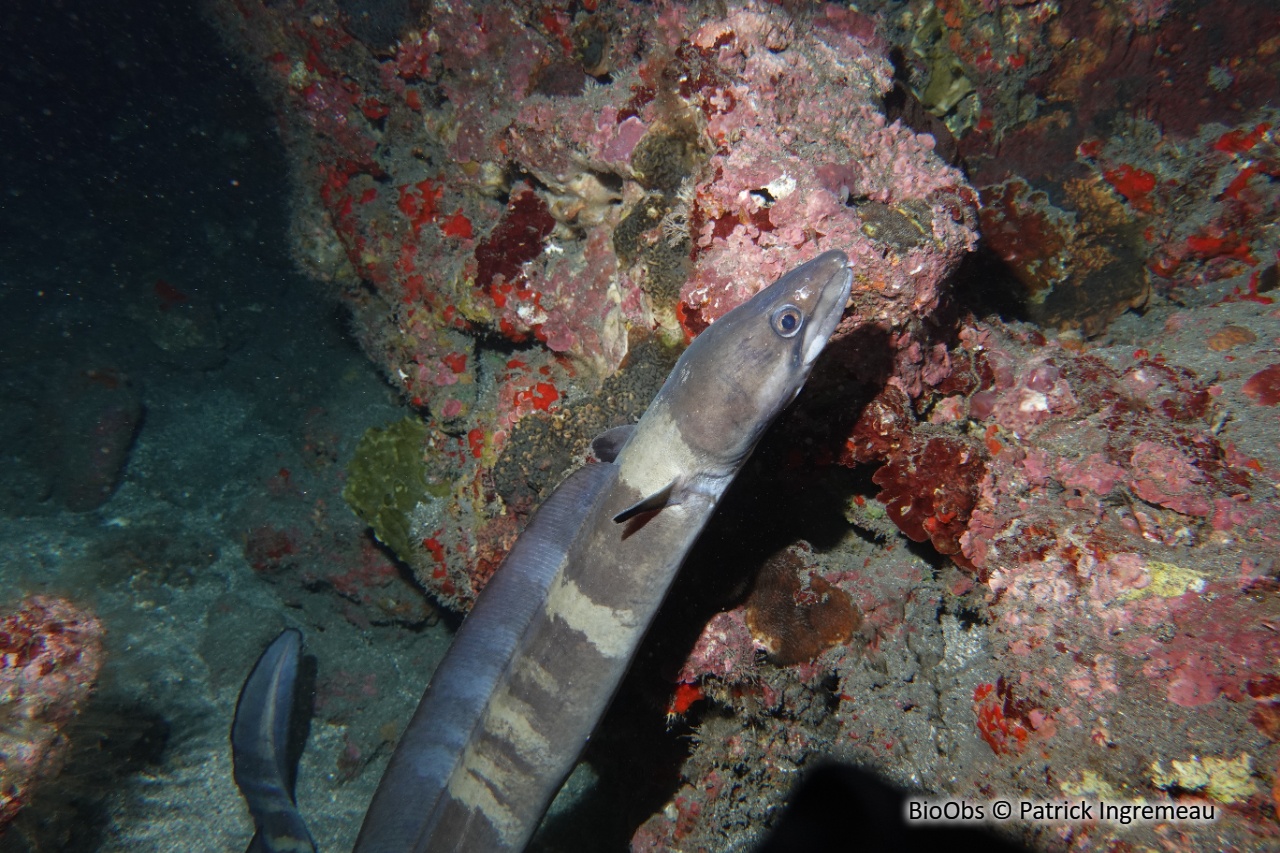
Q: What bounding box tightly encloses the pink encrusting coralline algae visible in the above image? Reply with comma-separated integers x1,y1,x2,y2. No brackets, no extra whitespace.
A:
638,307,1280,850
211,0,978,608
0,596,103,828
211,0,1280,849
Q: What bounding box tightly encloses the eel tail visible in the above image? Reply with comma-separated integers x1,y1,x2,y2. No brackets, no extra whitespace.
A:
232,627,317,853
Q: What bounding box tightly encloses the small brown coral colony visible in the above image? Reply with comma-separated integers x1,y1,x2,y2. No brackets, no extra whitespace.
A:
745,548,861,666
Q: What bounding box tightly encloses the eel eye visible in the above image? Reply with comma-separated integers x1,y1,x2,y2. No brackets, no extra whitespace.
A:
771,304,803,338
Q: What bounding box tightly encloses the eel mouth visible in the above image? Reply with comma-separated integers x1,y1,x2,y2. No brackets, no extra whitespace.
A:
795,250,853,368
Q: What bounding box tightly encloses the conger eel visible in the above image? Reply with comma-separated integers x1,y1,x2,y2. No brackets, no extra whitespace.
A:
233,250,852,852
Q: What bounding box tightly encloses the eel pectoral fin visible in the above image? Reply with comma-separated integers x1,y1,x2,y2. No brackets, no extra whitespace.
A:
613,478,678,523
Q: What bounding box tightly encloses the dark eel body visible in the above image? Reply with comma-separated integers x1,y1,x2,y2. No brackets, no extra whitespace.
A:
232,251,852,852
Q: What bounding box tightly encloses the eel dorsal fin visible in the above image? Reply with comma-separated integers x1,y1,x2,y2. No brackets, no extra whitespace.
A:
590,424,634,463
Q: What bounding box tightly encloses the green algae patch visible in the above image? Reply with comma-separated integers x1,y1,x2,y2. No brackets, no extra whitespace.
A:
1150,753,1256,804
1118,560,1208,602
1060,769,1124,801
343,417,441,562
1145,561,1208,598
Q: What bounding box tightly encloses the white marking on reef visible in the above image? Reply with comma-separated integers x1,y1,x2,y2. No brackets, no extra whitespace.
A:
1018,389,1049,413
764,172,796,199
544,575,639,659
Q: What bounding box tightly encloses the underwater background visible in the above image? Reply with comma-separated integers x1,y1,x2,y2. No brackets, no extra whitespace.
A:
1,0,1277,850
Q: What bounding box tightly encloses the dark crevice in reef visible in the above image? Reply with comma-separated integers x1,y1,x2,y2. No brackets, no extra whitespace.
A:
0,699,171,853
